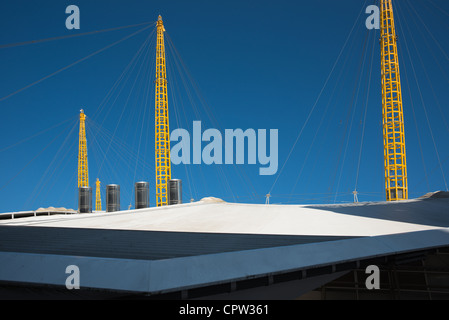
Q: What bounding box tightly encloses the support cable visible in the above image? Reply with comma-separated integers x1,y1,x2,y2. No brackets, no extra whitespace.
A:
268,0,368,196
427,0,449,18
408,1,449,62
332,28,370,204
97,30,153,178
92,28,156,124
287,28,356,203
398,1,448,191
395,4,431,192
0,116,73,153
23,119,78,209
0,21,154,49
165,33,244,202
0,120,74,192
0,24,152,103
354,31,376,197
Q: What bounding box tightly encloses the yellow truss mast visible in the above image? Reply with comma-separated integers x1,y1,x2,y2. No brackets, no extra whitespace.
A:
95,178,102,211
78,109,89,188
154,15,171,206
380,0,408,201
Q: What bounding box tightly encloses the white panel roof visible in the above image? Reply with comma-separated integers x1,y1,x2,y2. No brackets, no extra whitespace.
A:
0,192,448,295
1,193,448,237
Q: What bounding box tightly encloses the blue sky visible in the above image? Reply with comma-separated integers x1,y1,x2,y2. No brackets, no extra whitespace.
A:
0,0,448,212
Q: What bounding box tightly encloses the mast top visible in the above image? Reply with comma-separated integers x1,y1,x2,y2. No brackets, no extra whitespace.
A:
157,15,165,31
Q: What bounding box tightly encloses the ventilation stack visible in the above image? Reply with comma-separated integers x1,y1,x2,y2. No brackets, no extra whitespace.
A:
167,179,182,205
78,186,92,213
106,184,120,212
135,181,150,209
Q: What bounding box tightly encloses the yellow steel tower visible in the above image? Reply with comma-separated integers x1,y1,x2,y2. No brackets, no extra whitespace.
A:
154,15,171,206
78,109,89,188
95,178,102,211
380,0,408,201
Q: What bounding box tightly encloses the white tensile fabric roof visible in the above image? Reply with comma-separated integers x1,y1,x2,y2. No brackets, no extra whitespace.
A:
0,192,448,295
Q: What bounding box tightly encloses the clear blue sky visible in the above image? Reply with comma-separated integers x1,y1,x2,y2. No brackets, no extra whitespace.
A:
1,0,448,212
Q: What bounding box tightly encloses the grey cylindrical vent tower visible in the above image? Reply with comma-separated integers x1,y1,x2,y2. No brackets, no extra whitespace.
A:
106,184,120,212
135,181,149,209
78,186,92,213
167,179,182,205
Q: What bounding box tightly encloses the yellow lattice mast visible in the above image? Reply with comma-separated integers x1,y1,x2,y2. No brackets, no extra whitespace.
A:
95,178,102,211
380,0,408,201
78,109,89,188
154,15,171,206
